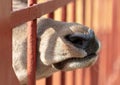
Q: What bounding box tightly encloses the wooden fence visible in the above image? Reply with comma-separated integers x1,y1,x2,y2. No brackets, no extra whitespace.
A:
0,0,120,85
37,0,120,85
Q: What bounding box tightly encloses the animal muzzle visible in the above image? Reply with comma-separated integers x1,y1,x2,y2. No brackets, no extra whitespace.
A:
65,29,100,55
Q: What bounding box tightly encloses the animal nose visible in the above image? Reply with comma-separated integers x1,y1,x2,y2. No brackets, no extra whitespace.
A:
65,29,99,55
84,37,99,55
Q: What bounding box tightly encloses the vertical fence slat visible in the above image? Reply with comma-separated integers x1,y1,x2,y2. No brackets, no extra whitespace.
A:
61,6,67,21
27,0,37,85
27,20,37,85
48,12,54,19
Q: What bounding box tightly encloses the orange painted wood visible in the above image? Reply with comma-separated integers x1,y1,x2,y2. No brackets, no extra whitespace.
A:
48,12,54,19
61,6,67,21
0,0,20,85
10,0,72,28
52,72,62,85
27,0,37,84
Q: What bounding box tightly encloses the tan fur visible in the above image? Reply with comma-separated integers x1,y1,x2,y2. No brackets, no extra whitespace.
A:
12,0,100,85
12,18,100,85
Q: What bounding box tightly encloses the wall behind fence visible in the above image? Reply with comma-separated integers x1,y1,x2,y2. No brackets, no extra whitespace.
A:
37,0,120,85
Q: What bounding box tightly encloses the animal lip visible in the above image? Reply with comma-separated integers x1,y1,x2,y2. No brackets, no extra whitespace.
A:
53,53,97,70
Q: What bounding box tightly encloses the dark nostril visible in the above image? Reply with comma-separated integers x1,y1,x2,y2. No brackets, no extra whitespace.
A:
65,34,87,48
69,35,85,45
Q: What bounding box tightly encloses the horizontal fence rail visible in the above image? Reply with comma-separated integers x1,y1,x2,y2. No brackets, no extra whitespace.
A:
10,0,72,28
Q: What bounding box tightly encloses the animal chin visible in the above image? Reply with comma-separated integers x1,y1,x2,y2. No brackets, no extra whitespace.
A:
52,53,97,70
